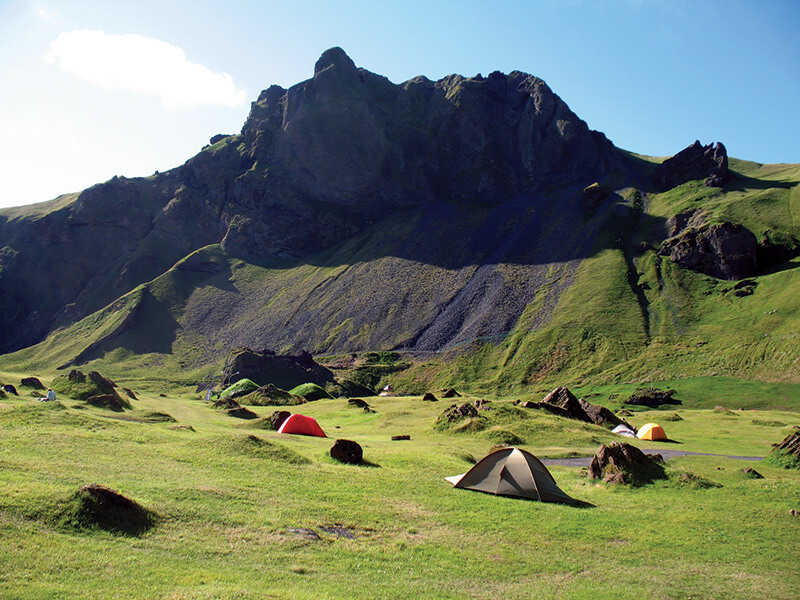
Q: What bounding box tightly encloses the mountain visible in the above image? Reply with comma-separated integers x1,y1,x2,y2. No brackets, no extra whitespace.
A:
1,48,798,390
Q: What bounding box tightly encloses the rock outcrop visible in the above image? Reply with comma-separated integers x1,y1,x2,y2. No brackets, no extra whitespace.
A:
0,47,621,355
527,387,630,429
659,221,760,280
589,442,667,485
654,140,730,190
222,348,335,391
330,439,363,464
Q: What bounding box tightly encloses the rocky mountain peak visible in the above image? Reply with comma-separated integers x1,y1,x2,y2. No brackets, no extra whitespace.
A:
313,46,358,76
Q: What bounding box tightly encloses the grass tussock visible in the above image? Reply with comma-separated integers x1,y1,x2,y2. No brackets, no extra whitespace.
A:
43,484,157,536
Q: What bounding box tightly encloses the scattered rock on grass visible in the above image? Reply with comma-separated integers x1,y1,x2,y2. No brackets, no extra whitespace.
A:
589,442,667,486
765,426,800,469
21,377,44,389
348,398,374,412
742,467,764,479
330,439,363,464
422,392,438,402
441,388,461,398
269,410,291,430
624,387,681,408
86,394,127,412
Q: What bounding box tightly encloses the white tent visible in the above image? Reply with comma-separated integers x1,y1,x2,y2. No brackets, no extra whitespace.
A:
612,424,636,437
446,447,575,503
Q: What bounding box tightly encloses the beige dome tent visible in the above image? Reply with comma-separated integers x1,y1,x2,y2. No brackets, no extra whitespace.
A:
445,447,575,504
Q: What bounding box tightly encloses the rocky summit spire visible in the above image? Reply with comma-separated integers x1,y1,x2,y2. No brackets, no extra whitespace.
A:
314,46,358,76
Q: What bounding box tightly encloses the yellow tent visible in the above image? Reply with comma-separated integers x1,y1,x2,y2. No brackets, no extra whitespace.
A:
637,423,667,441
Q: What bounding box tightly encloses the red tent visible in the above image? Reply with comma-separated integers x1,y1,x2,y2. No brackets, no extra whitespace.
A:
277,414,326,437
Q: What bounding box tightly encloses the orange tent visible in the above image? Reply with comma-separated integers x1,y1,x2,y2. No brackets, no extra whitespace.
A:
637,422,667,441
277,414,327,437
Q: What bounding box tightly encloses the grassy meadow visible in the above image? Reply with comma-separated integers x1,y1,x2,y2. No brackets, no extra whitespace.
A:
1,377,798,600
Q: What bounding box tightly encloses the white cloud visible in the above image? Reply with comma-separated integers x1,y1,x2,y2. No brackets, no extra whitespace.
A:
44,30,247,109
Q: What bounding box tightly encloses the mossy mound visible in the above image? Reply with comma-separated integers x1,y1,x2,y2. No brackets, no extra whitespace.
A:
50,370,130,410
763,428,800,469
219,378,260,400
589,442,668,486
46,484,157,536
239,384,305,406
288,383,331,401
227,434,311,464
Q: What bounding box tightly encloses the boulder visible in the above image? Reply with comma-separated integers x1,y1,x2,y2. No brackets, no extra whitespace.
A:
527,387,630,428
539,387,591,422
21,377,44,389
578,398,629,428
88,371,117,395
624,387,681,408
330,439,363,464
422,392,439,402
582,182,607,211
2,384,18,396
86,394,126,412
653,140,730,191
440,403,479,421
742,467,764,479
659,222,760,280
268,410,291,430
441,388,461,398
589,442,667,486
348,398,374,412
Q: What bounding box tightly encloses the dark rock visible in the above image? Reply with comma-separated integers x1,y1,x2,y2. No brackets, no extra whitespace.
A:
122,388,138,400
422,392,439,402
330,439,363,464
742,467,764,479
21,377,44,389
222,348,336,391
441,388,461,398
226,407,258,419
539,387,591,422
624,388,681,408
268,410,291,430
88,371,116,395
440,403,479,421
582,182,607,211
659,221,760,280
68,369,86,382
578,398,630,428
1,384,18,396
474,399,491,409
348,398,374,412
86,394,126,412
213,397,241,410
654,140,730,191
589,442,667,486
391,435,411,441
209,134,229,145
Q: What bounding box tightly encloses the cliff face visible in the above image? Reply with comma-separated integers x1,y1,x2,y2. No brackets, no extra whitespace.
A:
0,47,621,354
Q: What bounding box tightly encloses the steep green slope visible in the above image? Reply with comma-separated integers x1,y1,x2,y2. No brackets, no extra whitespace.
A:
2,157,798,393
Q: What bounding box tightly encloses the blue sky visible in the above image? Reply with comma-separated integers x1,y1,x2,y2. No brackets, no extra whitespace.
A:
1,0,798,208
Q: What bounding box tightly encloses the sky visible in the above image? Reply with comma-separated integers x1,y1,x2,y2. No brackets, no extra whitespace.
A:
1,0,798,209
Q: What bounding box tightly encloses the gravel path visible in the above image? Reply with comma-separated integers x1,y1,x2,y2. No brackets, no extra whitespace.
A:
541,449,764,468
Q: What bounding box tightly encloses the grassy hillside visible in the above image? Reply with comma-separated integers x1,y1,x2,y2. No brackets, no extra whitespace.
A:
1,159,798,397
0,385,797,599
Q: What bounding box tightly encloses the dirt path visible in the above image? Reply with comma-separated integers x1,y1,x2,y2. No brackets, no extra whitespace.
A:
541,449,764,468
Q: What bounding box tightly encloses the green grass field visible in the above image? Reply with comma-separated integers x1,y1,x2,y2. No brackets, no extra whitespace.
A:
1,380,797,600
